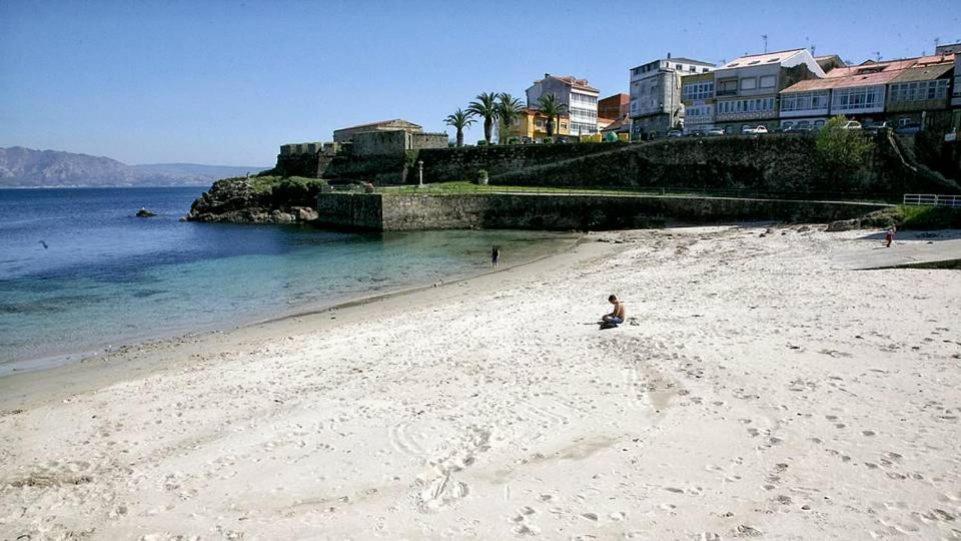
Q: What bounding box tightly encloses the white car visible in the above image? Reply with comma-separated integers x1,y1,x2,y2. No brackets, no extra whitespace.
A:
741,125,768,135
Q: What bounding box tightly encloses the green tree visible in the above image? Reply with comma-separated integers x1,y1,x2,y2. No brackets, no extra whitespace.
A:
444,108,475,148
815,115,873,188
536,93,567,138
496,93,525,144
467,92,500,144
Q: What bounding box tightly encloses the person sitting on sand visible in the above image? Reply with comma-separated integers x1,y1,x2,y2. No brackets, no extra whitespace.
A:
602,294,626,328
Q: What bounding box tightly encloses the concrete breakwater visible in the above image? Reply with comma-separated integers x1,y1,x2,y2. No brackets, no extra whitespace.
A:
315,192,890,231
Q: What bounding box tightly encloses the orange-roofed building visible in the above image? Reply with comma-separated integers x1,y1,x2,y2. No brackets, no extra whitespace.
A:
525,73,600,136
778,53,955,129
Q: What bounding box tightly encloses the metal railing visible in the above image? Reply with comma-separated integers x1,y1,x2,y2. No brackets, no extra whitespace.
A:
903,193,961,208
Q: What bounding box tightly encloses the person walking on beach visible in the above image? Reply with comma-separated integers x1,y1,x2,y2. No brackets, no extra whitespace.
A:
601,294,626,328
884,225,896,248
491,246,500,267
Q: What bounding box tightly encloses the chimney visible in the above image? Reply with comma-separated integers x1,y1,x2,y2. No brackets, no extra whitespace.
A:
667,52,672,59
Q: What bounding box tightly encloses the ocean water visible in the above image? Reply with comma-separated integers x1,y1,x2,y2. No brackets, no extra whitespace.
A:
0,187,574,373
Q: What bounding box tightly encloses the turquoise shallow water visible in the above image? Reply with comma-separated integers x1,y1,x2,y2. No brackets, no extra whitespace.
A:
0,187,574,373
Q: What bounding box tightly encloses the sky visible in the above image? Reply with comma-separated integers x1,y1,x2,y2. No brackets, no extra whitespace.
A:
1,0,959,166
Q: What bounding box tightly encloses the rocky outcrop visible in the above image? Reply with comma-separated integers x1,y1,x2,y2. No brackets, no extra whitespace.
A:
136,208,157,217
186,177,323,224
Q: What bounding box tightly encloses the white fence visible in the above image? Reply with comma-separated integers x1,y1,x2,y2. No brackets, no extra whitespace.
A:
902,194,961,208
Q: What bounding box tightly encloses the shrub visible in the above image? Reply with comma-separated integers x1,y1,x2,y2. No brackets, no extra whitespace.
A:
815,115,873,189
269,177,329,206
475,170,489,185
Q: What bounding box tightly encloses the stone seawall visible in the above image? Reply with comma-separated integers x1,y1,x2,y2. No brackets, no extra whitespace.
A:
315,192,889,231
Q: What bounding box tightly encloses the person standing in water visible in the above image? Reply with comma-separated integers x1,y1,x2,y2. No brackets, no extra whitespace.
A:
491,246,500,267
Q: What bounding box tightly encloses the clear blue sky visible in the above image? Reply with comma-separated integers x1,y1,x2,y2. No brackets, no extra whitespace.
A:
1,0,959,166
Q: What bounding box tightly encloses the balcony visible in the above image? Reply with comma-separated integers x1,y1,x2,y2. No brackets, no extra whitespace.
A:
716,89,738,97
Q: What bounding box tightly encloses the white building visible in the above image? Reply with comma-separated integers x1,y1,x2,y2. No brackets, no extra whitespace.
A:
526,74,600,136
629,54,715,138
712,48,824,132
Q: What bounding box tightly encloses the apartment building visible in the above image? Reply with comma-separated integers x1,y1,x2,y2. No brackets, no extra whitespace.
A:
778,59,913,129
526,74,600,136
885,54,955,126
712,48,825,132
680,71,717,133
778,53,955,129
629,55,715,138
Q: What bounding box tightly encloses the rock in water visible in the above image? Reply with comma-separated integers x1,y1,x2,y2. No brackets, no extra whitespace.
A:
186,177,326,225
136,208,157,217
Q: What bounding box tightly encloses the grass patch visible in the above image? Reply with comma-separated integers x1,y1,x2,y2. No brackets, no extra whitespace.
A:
898,205,961,230
841,205,961,231
248,175,325,194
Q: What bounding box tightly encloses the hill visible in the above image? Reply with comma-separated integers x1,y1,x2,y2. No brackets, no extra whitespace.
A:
0,147,268,187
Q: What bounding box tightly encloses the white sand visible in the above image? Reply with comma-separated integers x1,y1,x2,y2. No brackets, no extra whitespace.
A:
1,225,960,540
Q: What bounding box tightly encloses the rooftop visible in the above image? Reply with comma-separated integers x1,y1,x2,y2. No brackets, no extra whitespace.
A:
335,119,422,131
630,56,716,70
538,74,599,93
781,54,954,93
720,48,807,68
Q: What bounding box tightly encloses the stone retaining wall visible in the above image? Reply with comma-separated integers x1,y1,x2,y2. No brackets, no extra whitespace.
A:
315,192,889,231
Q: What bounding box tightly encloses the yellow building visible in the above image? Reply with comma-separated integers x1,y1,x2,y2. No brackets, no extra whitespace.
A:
509,108,571,141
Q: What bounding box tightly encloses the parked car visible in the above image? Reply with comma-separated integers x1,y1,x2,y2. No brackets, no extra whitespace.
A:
705,128,725,137
685,130,705,137
667,129,683,138
863,121,890,135
741,125,768,135
783,124,813,134
895,123,922,135
840,120,862,130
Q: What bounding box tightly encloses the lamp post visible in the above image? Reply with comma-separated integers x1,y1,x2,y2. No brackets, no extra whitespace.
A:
417,160,424,188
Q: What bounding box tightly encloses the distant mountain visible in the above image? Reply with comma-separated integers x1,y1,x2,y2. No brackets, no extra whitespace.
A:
132,163,266,183
0,147,269,188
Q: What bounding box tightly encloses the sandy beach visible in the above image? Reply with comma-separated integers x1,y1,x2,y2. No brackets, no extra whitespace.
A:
1,224,960,540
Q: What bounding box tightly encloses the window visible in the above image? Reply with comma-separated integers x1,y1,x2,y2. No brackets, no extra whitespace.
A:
759,75,776,88
717,79,738,96
740,78,757,90
716,97,775,116
682,81,715,100
832,86,884,111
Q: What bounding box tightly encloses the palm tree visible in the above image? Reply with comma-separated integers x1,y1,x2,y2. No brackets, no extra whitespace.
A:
467,92,500,144
536,93,567,137
444,109,475,148
496,93,525,144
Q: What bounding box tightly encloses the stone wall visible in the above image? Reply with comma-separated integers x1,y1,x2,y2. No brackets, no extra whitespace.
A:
351,130,409,156
315,192,384,230
492,135,959,196
411,133,449,151
411,143,625,183
315,192,889,231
